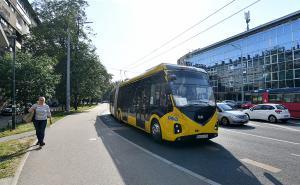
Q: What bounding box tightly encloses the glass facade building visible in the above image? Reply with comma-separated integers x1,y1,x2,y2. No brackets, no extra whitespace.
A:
178,11,300,101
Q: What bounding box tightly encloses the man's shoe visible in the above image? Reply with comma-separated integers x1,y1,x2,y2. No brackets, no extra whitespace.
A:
35,141,40,145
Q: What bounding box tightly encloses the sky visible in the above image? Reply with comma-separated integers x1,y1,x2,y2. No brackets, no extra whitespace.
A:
84,0,300,81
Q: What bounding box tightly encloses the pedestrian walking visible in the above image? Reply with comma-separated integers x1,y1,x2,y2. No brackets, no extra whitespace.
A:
29,97,52,147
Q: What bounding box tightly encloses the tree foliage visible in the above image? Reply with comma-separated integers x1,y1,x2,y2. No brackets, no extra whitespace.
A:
20,0,112,108
0,53,60,105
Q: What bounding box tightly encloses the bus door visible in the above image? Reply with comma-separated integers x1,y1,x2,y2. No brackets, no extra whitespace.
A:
136,84,146,129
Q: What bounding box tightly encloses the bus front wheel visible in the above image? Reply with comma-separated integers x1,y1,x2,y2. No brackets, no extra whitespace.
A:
151,119,162,142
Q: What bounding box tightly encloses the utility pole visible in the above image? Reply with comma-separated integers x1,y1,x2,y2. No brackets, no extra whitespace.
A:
74,17,93,110
10,35,17,129
66,28,71,112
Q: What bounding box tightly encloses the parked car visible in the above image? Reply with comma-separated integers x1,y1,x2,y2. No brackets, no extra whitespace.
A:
243,104,290,123
1,105,23,116
217,103,249,125
240,101,255,109
222,100,237,108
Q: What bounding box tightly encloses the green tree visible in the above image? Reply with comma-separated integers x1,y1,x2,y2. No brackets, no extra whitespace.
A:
0,52,60,105
23,0,111,109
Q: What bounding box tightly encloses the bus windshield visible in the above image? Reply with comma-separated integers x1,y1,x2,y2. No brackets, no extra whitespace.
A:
168,70,215,107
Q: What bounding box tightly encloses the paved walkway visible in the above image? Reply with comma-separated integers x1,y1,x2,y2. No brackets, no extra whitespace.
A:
16,105,124,185
0,131,35,143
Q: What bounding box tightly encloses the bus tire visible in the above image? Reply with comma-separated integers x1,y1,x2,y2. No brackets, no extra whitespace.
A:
151,119,162,142
268,115,277,123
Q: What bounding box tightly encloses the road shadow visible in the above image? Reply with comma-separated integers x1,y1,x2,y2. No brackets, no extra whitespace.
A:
219,124,256,130
264,173,284,185
95,114,262,185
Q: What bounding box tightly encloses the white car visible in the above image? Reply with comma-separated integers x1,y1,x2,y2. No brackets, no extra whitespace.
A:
243,104,290,123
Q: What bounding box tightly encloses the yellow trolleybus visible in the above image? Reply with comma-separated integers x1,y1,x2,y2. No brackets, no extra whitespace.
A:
110,63,218,142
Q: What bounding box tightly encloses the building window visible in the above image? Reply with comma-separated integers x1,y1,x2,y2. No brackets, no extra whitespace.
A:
295,69,300,78
285,50,293,61
272,72,278,81
248,60,253,68
279,71,285,80
279,80,286,88
278,62,285,71
286,69,294,79
271,54,277,63
272,63,278,72
294,49,300,60
295,60,300,68
286,61,293,70
286,80,294,87
295,79,300,87
278,53,284,63
265,55,271,64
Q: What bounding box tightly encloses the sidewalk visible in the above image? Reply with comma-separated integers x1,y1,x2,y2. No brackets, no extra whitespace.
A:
16,105,124,185
0,131,35,143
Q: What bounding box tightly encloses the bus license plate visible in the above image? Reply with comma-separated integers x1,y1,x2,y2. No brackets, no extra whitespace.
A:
196,134,208,139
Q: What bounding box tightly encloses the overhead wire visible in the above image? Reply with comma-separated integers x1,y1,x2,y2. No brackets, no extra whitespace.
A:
124,0,237,69
129,0,262,69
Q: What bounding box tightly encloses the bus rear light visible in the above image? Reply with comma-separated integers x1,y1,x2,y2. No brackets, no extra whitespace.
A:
275,110,282,114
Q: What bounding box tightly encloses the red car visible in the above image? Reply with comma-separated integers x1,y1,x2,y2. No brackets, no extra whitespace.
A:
241,102,255,109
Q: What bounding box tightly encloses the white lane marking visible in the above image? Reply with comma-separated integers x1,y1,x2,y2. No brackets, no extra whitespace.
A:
249,122,300,132
223,129,300,145
113,131,221,185
89,138,97,141
240,158,281,173
291,153,300,157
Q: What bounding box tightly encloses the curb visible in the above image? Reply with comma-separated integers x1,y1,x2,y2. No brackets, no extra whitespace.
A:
10,139,37,185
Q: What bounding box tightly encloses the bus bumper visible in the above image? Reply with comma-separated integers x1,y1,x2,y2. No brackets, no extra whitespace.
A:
175,133,218,141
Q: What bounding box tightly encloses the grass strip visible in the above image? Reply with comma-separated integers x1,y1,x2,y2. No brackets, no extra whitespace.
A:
0,137,35,178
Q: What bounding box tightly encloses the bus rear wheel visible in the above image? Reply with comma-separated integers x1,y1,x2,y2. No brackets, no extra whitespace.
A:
151,119,162,142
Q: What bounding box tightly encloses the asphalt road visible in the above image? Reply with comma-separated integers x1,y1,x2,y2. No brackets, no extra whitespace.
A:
17,104,300,185
96,104,300,185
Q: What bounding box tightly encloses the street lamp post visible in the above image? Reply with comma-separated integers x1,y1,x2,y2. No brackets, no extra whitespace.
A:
10,35,17,130
230,44,244,102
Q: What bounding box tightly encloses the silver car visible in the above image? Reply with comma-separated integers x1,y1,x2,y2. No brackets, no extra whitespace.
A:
217,103,249,125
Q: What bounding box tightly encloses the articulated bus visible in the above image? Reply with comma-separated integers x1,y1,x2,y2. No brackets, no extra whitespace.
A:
110,63,218,142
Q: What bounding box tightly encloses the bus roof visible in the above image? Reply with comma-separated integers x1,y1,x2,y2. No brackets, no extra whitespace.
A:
120,63,207,87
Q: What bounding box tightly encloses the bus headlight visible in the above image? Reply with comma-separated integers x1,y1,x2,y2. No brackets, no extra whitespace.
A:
214,122,218,130
174,123,182,134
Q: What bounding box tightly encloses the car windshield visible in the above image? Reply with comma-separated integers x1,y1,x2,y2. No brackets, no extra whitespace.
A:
217,103,233,111
168,70,215,107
